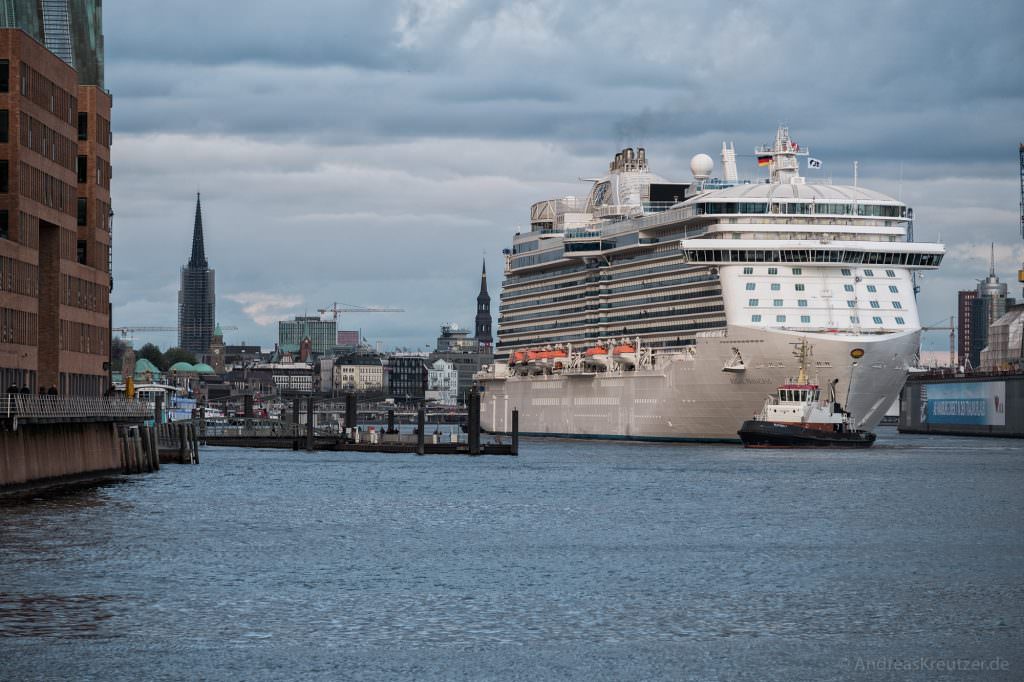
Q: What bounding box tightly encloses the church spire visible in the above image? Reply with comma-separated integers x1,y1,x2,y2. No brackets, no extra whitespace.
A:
189,192,208,268
475,257,492,348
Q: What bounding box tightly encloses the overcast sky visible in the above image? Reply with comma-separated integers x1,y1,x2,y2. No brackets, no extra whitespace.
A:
106,0,1024,353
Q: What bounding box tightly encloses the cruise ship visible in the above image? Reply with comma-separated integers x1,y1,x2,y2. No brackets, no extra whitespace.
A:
475,128,945,442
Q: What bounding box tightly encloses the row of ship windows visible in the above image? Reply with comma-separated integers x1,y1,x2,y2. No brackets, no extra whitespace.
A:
686,249,942,266
501,318,726,346
695,202,908,218
502,272,717,312
745,282,900,294
500,304,726,335
751,314,907,325
508,240,692,286
501,289,720,324
503,259,705,303
741,267,899,277
747,299,903,309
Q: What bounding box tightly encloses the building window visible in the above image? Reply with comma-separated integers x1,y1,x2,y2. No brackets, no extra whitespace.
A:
895,316,905,325
751,314,762,323
770,283,780,291
77,197,87,226
748,299,759,306
78,112,88,140
0,160,7,193
77,155,87,183
745,282,756,291
889,285,898,293
794,283,805,291
791,267,802,275
76,240,87,264
885,269,896,277
867,285,876,292
768,267,778,275
847,300,856,308
872,316,883,324
844,284,854,292
841,268,852,276
892,301,902,309
776,315,786,323
0,210,7,240
869,301,880,309
773,299,783,307
743,267,753,274
0,109,7,143
0,60,7,93
850,316,860,323
797,299,808,307
800,315,811,323
863,269,874,276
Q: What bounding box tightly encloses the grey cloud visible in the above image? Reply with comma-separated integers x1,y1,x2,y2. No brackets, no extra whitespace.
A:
103,1,1024,350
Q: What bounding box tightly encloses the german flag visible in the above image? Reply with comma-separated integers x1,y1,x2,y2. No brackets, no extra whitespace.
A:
756,155,771,167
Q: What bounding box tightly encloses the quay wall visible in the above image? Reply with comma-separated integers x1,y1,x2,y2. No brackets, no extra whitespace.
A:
898,372,1024,438
0,422,121,491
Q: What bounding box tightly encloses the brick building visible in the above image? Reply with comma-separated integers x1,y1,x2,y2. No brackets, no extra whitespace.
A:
0,15,111,394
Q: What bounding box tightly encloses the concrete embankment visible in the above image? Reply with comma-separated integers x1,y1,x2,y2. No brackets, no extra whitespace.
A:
0,396,195,495
1,422,122,492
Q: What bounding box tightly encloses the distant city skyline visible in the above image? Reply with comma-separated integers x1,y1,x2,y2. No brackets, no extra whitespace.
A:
104,1,1024,352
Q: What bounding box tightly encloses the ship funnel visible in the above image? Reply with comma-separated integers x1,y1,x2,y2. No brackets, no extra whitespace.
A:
614,152,623,169
637,147,646,167
624,147,634,165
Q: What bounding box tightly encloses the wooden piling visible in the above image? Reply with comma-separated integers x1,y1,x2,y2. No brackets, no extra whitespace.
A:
345,393,357,431
305,397,314,451
154,394,164,424
469,388,480,456
178,423,187,463
416,409,425,455
147,426,160,470
511,409,519,455
386,409,396,434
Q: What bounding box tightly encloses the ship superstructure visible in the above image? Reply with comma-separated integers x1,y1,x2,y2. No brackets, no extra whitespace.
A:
476,128,945,442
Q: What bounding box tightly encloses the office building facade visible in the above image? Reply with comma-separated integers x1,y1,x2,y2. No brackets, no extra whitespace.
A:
0,8,111,394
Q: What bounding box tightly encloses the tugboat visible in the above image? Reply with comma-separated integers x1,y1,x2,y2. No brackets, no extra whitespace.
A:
738,340,876,448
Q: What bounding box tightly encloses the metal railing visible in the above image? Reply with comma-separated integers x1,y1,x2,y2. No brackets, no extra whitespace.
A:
1,395,153,421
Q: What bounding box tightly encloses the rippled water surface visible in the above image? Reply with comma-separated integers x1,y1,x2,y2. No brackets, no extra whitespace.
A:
2,428,1022,680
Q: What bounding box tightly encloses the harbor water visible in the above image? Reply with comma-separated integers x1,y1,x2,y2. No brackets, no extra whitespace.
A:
1,428,1021,680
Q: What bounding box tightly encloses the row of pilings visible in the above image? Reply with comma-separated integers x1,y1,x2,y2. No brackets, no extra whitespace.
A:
116,423,199,474
117,425,161,474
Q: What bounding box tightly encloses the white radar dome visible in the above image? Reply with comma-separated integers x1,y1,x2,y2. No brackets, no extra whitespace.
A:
690,153,714,180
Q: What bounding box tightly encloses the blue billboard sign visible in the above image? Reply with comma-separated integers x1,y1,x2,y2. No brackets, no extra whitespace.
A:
924,381,1006,426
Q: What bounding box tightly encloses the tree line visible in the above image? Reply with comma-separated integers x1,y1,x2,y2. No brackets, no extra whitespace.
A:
112,338,198,372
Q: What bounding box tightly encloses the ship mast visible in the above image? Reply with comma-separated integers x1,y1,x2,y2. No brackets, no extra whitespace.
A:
756,126,809,185
793,338,812,385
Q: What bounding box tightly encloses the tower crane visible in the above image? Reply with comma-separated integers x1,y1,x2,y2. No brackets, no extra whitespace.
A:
112,325,238,343
316,302,404,324
920,317,955,369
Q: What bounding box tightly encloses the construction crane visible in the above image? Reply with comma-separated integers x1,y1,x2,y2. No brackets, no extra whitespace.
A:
920,317,955,369
316,302,404,324
112,325,238,343
1018,142,1023,297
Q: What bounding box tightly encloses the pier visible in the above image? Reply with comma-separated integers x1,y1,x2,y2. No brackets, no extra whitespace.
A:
1,395,199,495
200,391,518,456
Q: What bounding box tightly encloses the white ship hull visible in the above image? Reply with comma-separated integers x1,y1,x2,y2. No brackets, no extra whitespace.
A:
479,326,919,442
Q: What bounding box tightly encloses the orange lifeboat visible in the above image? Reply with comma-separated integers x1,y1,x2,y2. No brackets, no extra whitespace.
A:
512,350,527,364
611,342,637,369
584,346,608,357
